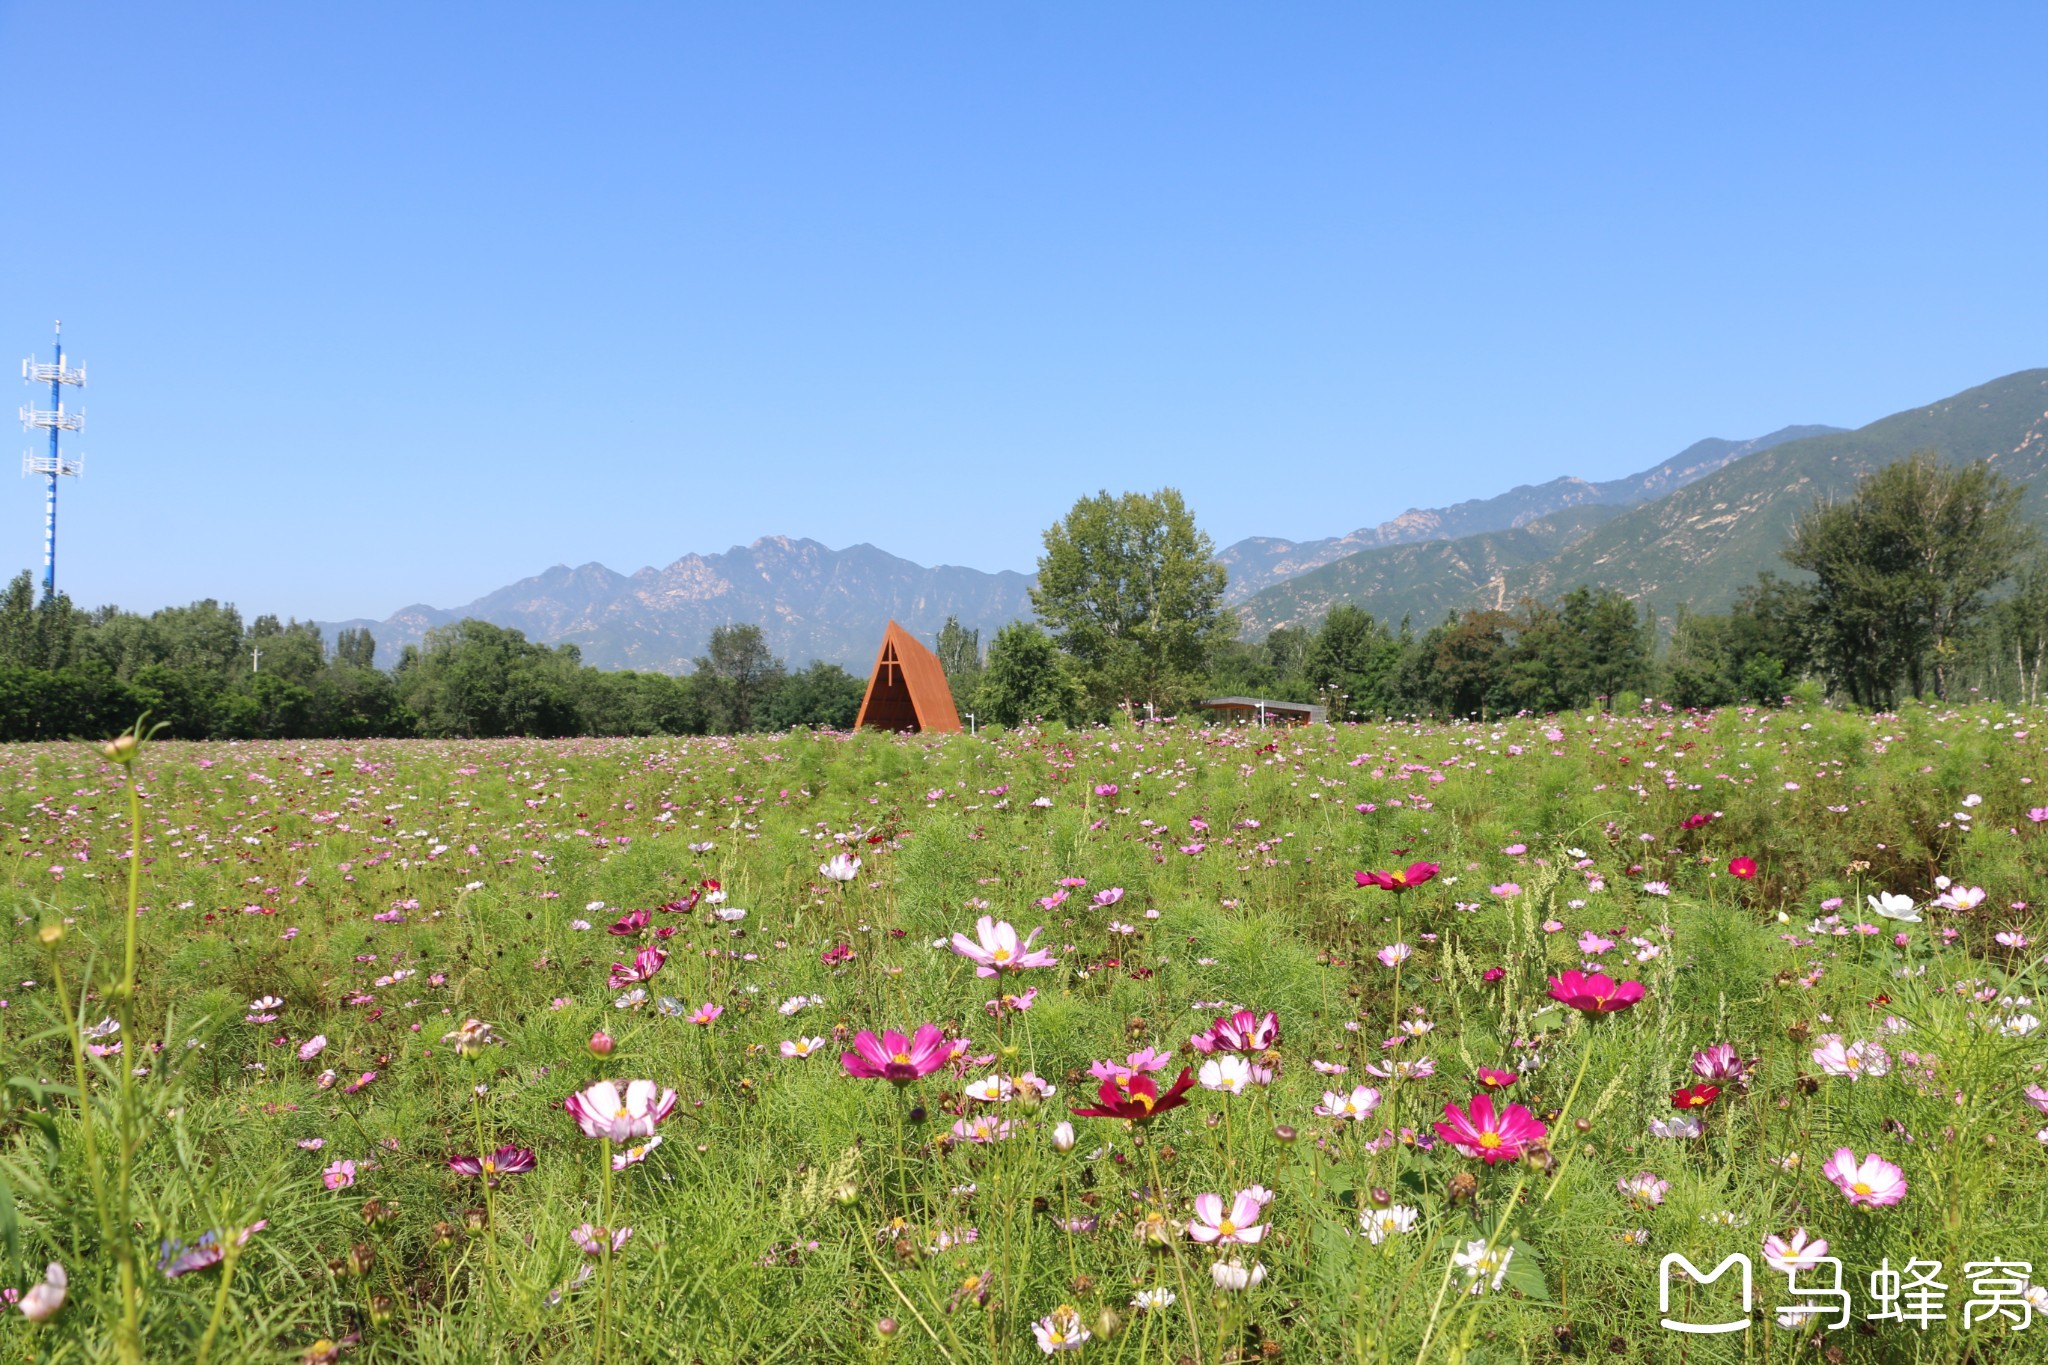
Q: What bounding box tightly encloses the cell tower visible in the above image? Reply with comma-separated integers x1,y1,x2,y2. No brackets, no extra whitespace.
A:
19,321,85,598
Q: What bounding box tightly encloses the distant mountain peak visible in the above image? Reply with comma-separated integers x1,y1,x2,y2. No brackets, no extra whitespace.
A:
1217,424,1841,603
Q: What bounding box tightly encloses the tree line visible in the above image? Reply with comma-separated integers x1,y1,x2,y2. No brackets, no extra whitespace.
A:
0,450,2039,741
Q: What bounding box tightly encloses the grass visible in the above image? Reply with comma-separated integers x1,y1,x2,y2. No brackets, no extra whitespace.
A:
4,702,2047,1363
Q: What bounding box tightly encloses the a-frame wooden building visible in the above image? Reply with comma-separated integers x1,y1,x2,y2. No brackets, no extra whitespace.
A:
854,621,963,734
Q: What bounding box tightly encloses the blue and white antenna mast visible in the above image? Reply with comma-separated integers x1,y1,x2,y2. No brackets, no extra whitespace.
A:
19,321,85,598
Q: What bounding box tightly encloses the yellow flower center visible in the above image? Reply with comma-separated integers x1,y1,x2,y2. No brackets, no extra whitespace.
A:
1477,1132,1503,1149
993,947,1012,962
1133,1092,1155,1112
1218,1219,1236,1236
892,1051,912,1064
614,1107,630,1119
1852,1181,1872,1196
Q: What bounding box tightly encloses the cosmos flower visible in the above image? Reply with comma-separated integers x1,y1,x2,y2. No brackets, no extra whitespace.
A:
686,1002,723,1027
1451,1240,1514,1295
19,1263,65,1322
950,916,1058,975
842,1025,952,1084
1377,943,1412,968
1090,1047,1174,1083
1031,1305,1090,1353
321,1160,357,1190
1727,857,1758,880
1690,1044,1744,1080
569,1224,632,1255
1546,970,1645,1014
1762,1229,1831,1273
1354,862,1440,892
613,1135,663,1169
1188,1190,1267,1245
1867,892,1919,923
1071,1068,1196,1122
1811,1038,1890,1079
1189,1008,1281,1055
820,853,861,883
781,1037,827,1059
1822,1149,1907,1207
1617,1172,1668,1207
157,1222,266,1278
1313,1085,1382,1121
1198,1055,1254,1094
1361,1204,1419,1243
448,1145,536,1179
1211,1259,1267,1291
608,946,667,990
1475,1067,1518,1090
440,1018,500,1057
298,1035,328,1062
1434,1094,1547,1163
1670,1084,1720,1111
564,1080,678,1141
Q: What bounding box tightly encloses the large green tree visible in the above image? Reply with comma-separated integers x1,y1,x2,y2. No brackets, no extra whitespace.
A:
1785,453,2035,704
692,624,785,733
1031,488,1231,717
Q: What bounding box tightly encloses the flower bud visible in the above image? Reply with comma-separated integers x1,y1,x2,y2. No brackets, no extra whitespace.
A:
37,923,63,946
833,1181,860,1206
876,1317,900,1340
1093,1307,1124,1340
587,1030,614,1057
1052,1120,1077,1152
1574,1118,1591,1133
101,733,138,765
1273,1124,1297,1143
1369,1187,1390,1207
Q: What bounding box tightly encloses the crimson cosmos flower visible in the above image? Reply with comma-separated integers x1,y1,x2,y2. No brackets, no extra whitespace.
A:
607,909,651,936
1671,1084,1721,1110
1433,1093,1548,1163
841,1024,952,1084
1354,861,1440,892
448,1144,536,1178
1071,1067,1197,1122
1546,970,1646,1014
1728,857,1758,880
1680,813,1719,831
1475,1067,1519,1090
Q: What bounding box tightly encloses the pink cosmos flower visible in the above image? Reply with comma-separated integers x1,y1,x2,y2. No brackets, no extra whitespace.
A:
841,1024,952,1084
1089,1047,1173,1084
1313,1085,1382,1121
1490,883,1521,898
448,1144,536,1179
321,1159,357,1190
1433,1094,1548,1163
1577,932,1615,955
1546,970,1645,1014
570,1223,632,1255
564,1079,679,1141
1617,1171,1668,1206
1377,943,1412,969
1475,1067,1518,1090
1691,1043,1744,1080
1188,1190,1268,1245
1190,1008,1281,1055
687,1002,723,1027
2025,1084,2048,1115
608,946,667,990
298,1035,328,1062
1822,1148,1907,1207
1811,1038,1890,1079
950,916,1058,975
1762,1229,1831,1273
1092,887,1125,908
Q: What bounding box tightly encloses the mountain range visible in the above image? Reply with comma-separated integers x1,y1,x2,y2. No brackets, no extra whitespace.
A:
320,368,2048,669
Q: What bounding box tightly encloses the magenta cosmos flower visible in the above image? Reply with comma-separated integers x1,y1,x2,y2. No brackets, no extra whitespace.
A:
1190,1008,1281,1055
950,916,1058,976
1546,970,1645,1014
608,946,666,990
1433,1094,1548,1163
448,1144,536,1179
1823,1148,1907,1207
841,1024,952,1084
564,1079,678,1141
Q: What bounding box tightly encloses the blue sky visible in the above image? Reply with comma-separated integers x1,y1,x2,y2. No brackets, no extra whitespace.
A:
4,3,2046,622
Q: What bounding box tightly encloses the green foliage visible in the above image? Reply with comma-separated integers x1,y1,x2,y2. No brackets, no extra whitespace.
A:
1032,487,1232,717
977,620,1082,728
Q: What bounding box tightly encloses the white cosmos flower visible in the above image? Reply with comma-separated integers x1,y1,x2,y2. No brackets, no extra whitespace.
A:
1867,892,1920,923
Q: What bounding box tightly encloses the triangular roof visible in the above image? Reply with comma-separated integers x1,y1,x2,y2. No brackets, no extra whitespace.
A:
854,620,963,734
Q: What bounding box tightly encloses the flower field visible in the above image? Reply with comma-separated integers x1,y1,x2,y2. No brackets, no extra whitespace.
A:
7,705,2048,1362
